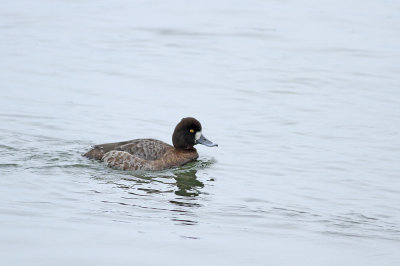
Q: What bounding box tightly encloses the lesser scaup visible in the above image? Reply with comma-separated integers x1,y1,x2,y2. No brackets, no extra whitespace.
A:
84,117,217,171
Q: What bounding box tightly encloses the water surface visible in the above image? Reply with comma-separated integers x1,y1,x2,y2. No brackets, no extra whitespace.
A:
1,0,400,265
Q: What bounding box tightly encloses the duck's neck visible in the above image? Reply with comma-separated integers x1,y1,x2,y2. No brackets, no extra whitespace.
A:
175,147,197,152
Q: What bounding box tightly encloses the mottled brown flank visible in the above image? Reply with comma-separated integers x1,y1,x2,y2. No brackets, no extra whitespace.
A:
84,138,199,171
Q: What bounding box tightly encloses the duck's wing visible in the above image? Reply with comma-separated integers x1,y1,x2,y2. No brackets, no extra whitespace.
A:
116,139,172,161
83,140,134,160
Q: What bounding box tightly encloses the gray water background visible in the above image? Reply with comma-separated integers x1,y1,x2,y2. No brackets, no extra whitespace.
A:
1,0,400,265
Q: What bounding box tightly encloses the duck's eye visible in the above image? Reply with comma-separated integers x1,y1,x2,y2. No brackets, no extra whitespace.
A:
189,129,195,133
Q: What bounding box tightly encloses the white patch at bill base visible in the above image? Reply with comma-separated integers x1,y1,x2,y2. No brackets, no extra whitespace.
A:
195,131,202,141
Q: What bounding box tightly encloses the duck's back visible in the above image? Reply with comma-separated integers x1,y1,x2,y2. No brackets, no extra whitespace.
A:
84,138,171,161
116,139,171,160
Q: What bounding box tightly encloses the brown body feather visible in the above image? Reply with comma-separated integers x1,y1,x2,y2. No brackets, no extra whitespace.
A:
84,138,198,171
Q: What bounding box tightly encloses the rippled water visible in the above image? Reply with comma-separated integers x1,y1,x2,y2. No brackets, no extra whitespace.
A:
1,0,400,265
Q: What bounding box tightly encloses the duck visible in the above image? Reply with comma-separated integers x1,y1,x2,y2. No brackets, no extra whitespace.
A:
83,117,218,171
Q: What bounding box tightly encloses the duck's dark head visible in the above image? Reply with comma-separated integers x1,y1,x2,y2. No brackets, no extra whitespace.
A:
172,117,218,150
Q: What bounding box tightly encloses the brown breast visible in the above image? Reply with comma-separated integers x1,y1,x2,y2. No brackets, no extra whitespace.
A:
152,148,199,170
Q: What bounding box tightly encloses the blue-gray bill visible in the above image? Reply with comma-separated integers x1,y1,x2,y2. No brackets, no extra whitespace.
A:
197,134,218,147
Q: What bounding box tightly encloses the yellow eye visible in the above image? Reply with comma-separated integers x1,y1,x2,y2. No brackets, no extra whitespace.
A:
189,129,195,133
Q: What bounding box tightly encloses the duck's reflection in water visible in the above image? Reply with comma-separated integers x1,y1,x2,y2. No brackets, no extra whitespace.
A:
135,159,214,199
90,159,215,226
173,168,203,197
